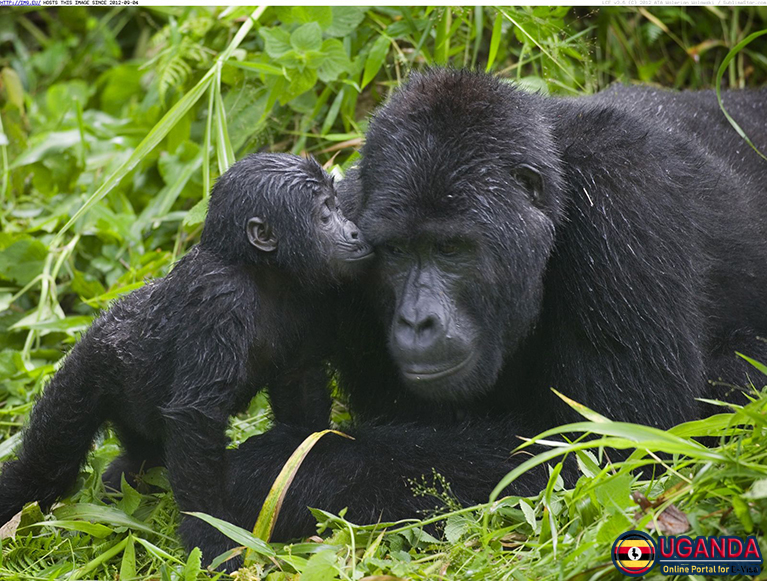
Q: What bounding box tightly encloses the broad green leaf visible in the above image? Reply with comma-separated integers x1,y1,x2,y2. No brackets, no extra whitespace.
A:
301,549,339,581
596,512,633,543
274,6,299,23
293,6,333,29
53,503,165,537
517,76,549,95
731,495,754,532
45,81,91,122
317,39,351,83
362,35,390,89
70,270,106,301
120,535,136,580
118,475,142,517
444,514,470,543
98,64,143,117
223,82,269,151
260,27,292,59
83,281,145,307
10,129,86,168
743,478,767,500
0,432,21,461
326,7,367,38
1,67,24,111
21,520,105,538
11,315,92,334
575,449,600,478
291,22,323,53
275,49,303,69
185,512,276,557
285,67,318,103
0,236,48,285
0,292,12,311
594,472,633,510
183,547,202,581
519,499,538,533
669,413,742,438
183,197,209,227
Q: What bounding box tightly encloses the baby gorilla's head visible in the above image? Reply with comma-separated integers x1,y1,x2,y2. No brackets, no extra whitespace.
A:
202,153,373,285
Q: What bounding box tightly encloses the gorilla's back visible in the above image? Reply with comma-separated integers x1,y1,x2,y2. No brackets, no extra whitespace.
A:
587,84,767,337
591,85,767,188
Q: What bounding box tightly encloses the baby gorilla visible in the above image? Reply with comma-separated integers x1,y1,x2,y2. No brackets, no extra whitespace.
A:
0,153,372,563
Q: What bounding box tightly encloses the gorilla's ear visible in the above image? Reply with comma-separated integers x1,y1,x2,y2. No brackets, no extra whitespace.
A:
247,217,278,252
516,165,545,209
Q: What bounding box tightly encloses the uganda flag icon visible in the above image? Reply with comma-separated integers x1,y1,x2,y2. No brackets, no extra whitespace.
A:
611,531,657,577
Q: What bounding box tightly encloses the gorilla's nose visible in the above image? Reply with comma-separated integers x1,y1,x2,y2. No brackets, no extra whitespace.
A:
394,309,441,350
343,220,360,243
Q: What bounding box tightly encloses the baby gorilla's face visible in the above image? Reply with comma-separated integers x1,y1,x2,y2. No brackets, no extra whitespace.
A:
315,188,373,278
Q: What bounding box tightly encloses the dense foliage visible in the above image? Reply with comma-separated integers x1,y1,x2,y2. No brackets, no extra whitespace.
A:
0,6,766,580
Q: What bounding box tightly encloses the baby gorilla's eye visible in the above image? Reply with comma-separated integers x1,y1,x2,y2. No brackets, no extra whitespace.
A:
436,241,461,257
320,199,333,224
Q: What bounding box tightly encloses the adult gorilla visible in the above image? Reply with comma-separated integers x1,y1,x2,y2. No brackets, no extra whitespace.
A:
185,69,767,556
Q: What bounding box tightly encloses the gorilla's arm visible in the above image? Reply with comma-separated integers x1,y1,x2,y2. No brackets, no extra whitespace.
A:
182,420,547,551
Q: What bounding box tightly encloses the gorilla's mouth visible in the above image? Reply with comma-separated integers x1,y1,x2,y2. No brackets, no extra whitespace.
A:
345,249,374,261
341,243,374,262
402,353,474,382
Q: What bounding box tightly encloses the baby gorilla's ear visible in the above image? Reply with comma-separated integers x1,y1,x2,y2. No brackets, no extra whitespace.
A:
247,217,278,252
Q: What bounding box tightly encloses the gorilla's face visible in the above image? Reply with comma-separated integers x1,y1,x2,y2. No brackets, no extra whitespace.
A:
358,71,564,401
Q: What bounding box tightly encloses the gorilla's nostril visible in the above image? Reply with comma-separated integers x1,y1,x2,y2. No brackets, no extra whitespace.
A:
418,317,435,332
350,230,359,240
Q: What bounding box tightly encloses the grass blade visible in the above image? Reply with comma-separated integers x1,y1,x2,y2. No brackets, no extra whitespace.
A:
250,430,354,551
715,29,767,162
551,389,611,423
485,12,503,72
737,351,767,376
213,69,235,174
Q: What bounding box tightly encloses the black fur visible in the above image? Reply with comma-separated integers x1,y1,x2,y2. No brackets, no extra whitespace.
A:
183,70,767,560
0,153,371,565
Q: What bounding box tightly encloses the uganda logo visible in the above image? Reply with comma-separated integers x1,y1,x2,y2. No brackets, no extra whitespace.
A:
612,530,657,577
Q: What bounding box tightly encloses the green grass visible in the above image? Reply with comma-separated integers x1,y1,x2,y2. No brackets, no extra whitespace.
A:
0,6,766,580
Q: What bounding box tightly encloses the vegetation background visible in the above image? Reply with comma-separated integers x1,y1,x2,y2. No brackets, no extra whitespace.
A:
1,6,766,580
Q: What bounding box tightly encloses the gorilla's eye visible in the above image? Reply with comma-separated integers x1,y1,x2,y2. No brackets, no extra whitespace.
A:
384,243,406,256
320,199,333,224
436,241,460,257
516,165,545,209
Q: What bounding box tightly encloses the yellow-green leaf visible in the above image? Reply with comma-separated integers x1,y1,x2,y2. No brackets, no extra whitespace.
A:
250,430,353,552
